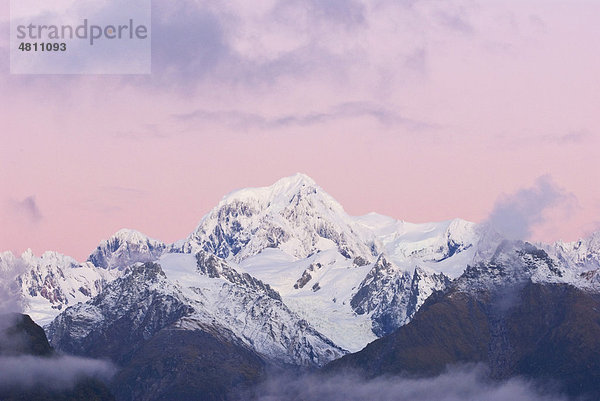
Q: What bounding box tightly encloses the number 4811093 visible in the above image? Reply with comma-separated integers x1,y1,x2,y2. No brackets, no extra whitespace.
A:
18,42,67,51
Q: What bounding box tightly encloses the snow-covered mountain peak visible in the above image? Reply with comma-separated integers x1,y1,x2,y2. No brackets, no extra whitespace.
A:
354,214,480,278
182,175,486,280
265,172,318,196
0,250,15,258
284,172,316,184
0,251,18,272
557,229,600,245
87,228,166,270
112,228,156,243
471,223,506,261
546,230,600,272
49,256,345,367
446,218,477,239
22,250,79,269
354,212,400,227
589,230,600,242
215,173,339,213
0,250,117,325
183,175,377,262
20,248,36,261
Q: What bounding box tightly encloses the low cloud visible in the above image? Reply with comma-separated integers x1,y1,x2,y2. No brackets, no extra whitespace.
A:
0,355,115,390
485,176,576,240
244,365,566,401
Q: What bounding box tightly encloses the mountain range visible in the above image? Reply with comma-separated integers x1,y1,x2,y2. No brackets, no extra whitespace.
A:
2,173,600,400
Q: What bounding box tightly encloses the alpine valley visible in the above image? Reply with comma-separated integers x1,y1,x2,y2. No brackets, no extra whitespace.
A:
2,174,600,400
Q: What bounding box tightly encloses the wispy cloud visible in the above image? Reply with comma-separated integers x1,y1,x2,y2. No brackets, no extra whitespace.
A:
102,186,147,197
544,131,591,145
435,10,474,34
175,101,439,131
9,196,43,224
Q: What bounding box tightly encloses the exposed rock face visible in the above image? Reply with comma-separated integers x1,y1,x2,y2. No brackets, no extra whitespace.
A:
195,251,281,301
46,262,268,400
294,270,312,289
111,327,266,401
327,242,600,400
294,263,321,290
351,255,451,336
580,268,600,291
330,281,600,399
47,259,345,400
47,263,193,364
0,313,53,356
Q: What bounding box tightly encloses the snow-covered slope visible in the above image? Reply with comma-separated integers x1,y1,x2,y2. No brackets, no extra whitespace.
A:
235,249,452,350
162,252,345,366
172,173,482,349
0,250,116,325
87,229,166,270
49,256,345,367
354,213,480,278
171,174,600,349
236,248,378,351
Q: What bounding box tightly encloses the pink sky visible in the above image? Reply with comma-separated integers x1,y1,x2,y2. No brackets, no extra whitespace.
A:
1,0,599,261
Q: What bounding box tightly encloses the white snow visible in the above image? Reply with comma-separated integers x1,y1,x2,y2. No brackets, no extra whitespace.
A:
184,173,378,262
0,250,118,326
159,253,206,288
355,214,479,278
158,252,346,365
237,248,377,352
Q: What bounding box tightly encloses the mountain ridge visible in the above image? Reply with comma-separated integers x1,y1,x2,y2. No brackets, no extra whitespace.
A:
4,173,600,345
3,173,600,400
